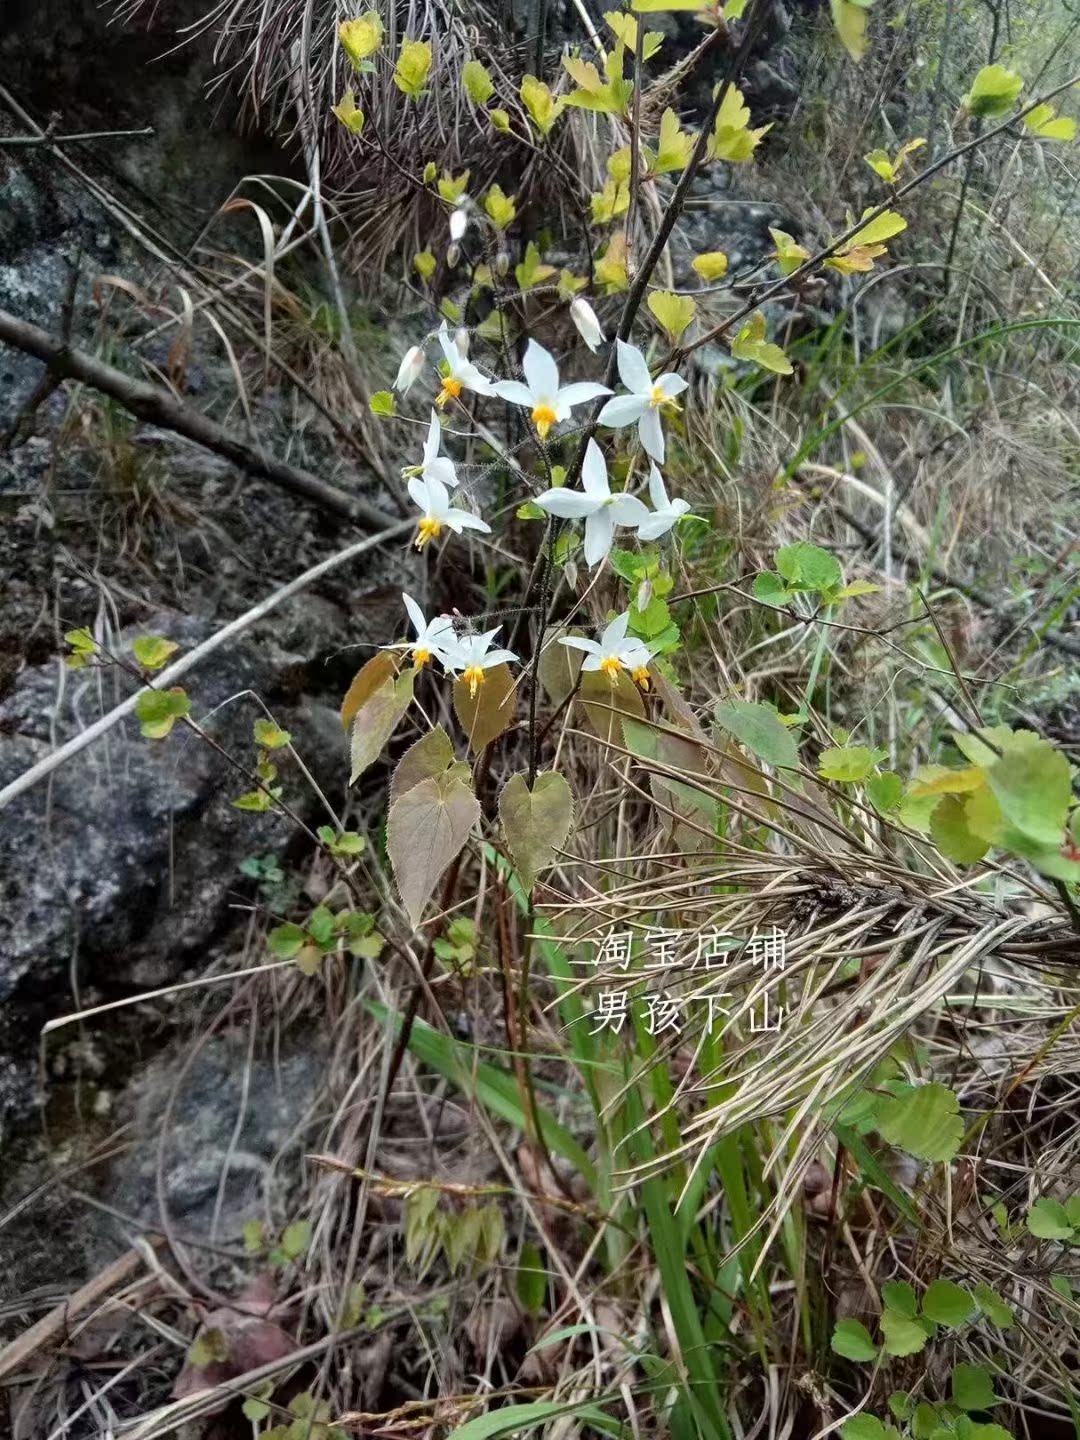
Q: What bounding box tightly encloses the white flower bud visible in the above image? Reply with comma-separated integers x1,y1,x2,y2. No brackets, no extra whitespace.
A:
449,206,468,243
453,327,470,358
446,242,461,268
570,296,605,353
495,249,509,278
393,344,426,394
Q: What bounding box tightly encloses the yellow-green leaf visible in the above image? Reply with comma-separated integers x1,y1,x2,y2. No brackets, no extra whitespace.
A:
595,233,629,293
830,0,869,62
132,634,178,670
652,107,694,174
962,63,1023,119
692,250,728,281
490,107,511,133
647,290,696,341
370,389,396,416
590,177,629,225
484,183,517,230
135,687,191,740
331,89,365,134
1024,103,1076,141
520,75,565,136
731,311,792,374
462,58,495,106
253,718,291,749
709,83,771,162
603,11,663,58
339,12,383,67
414,250,437,282
768,227,809,275
632,0,703,13
437,169,470,203
394,38,433,99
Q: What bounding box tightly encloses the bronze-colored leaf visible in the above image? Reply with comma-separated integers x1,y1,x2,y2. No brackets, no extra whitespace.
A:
341,651,398,730
350,668,415,783
391,724,456,802
537,627,584,708
498,771,575,891
453,663,517,751
388,771,481,928
577,668,645,747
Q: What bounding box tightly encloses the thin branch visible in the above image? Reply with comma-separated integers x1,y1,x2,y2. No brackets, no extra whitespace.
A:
0,127,155,146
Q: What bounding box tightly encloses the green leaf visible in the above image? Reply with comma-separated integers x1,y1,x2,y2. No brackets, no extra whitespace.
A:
517,1242,547,1313
499,771,575,891
876,1082,964,1163
1027,1196,1074,1240
775,541,843,592
279,1218,311,1260
880,1309,931,1357
962,64,1023,119
1024,102,1076,141
831,1318,878,1361
923,1279,975,1328
731,311,792,374
254,717,291,749
951,1364,996,1412
647,290,696,342
830,0,870,61
515,240,556,292
868,771,903,813
414,250,437,283
484,183,517,231
188,1326,230,1368
132,634,178,670
881,1281,918,1318
370,390,396,417
268,923,305,959
462,58,495,105
443,1402,616,1440
134,686,190,739
972,1282,1013,1329
841,1419,889,1440
837,579,881,598
520,75,565,137
819,745,878,782
394,38,433,99
752,571,793,606
930,794,991,863
388,771,480,927
714,698,799,770
984,736,1072,850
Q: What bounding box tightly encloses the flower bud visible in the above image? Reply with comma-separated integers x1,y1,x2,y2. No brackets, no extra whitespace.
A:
495,249,509,278
393,344,425,393
449,206,468,243
569,296,605,353
446,242,461,268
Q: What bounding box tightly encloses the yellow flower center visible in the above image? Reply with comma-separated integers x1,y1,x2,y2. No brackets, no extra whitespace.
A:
649,383,680,413
631,665,651,691
462,664,486,697
599,655,625,682
415,516,443,549
531,403,558,439
436,376,464,409
413,646,433,668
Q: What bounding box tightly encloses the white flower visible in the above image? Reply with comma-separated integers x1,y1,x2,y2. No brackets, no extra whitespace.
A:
407,473,491,550
570,297,605,353
637,463,691,540
449,206,468,243
597,339,689,464
405,409,459,489
560,612,655,689
382,593,456,668
441,627,519,698
394,344,426,394
493,339,610,441
435,321,495,408
533,439,648,567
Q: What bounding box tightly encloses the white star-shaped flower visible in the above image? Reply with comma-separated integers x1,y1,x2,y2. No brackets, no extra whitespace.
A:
441,627,519,698
597,339,689,464
560,612,655,689
407,473,491,550
493,339,610,440
637,463,691,540
404,409,459,489
533,439,647,567
381,593,456,668
435,322,495,408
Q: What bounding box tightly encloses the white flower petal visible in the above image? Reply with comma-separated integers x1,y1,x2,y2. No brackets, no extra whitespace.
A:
559,636,602,656
459,361,495,395
598,393,647,428
647,463,669,511
424,456,458,489
423,410,441,465
570,298,605,352
491,380,535,407
636,513,677,541
609,493,650,526
602,611,630,648
424,474,451,514
616,338,653,395
402,593,426,636
583,506,615,567
408,476,431,513
535,489,602,519
446,511,492,534
657,372,689,399
581,438,610,500
483,647,519,667
437,323,456,367
522,339,560,403
556,381,612,409
638,406,665,463
579,655,603,671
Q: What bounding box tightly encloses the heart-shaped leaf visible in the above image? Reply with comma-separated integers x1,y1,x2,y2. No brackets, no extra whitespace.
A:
499,771,575,891
388,771,480,927
350,669,415,782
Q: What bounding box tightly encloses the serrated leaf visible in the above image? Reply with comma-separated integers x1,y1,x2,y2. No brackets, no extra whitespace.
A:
1027,1196,1074,1239
414,250,437,282
972,1282,1013,1329
339,12,383,66
647,290,696,341
923,1279,975,1328
499,771,574,891
831,1318,878,1361
253,718,291,749
280,1219,311,1260
454,663,516,750
392,725,457,802
830,0,869,62
868,771,903,813
930,794,990,863
653,108,694,174
539,628,585,708
776,541,843,591
881,1281,917,1318
132,634,178,670
370,390,396,416
484,183,517,231
984,736,1071,850
714,698,799,770
520,75,565,136
880,1309,931,1357
752,571,793,605
951,1364,995,1412
135,686,190,739
332,89,365,133
388,771,480,927
350,669,416,782
268,923,305,958
394,38,433,99
692,250,729,281
819,745,877,782
877,1082,963,1163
